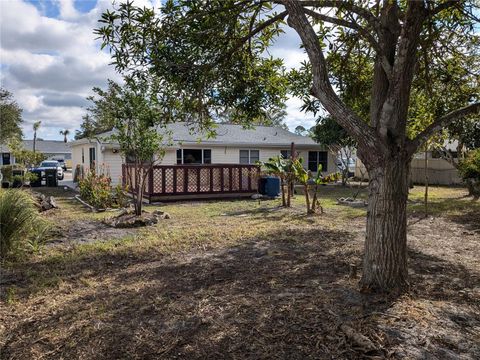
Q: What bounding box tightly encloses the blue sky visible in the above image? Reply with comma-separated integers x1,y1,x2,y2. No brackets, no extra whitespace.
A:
0,0,313,141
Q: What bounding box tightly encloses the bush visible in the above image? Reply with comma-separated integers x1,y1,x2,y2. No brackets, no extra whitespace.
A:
458,149,480,198
0,189,50,259
0,165,23,183
113,183,130,208
79,170,129,209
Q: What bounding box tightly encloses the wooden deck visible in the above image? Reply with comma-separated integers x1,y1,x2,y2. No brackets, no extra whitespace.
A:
123,164,261,202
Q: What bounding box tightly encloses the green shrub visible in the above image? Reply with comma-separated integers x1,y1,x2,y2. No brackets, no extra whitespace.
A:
458,149,480,181
113,183,130,208
458,149,480,198
0,165,16,183
0,189,50,259
79,170,129,209
79,171,113,209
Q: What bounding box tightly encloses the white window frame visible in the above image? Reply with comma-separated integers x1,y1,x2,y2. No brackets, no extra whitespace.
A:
239,149,260,164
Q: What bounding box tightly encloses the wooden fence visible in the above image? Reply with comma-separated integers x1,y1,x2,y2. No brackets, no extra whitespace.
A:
122,164,261,202
354,158,462,185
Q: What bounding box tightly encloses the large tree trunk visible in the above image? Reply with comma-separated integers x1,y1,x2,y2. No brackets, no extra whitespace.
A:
360,156,410,292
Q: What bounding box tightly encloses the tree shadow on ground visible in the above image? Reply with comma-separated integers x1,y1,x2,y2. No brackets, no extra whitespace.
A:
448,208,480,232
1,225,479,359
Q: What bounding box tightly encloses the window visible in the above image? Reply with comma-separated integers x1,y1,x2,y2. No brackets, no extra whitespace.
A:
177,149,212,164
280,150,290,159
81,148,84,163
280,150,299,159
89,147,96,169
239,150,259,164
126,152,152,165
2,153,11,165
126,152,136,164
308,151,328,172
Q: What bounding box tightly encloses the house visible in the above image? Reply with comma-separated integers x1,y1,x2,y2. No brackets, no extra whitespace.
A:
355,140,462,185
70,122,336,191
0,140,72,167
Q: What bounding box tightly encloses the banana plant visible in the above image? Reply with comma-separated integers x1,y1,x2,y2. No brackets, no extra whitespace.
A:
291,158,313,213
260,156,291,207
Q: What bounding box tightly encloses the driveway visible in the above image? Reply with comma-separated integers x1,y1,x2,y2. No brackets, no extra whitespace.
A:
59,170,77,191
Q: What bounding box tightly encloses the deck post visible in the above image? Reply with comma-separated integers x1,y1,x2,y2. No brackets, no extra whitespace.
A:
210,167,214,192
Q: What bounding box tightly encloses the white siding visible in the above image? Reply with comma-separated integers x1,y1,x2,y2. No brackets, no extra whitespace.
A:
102,150,123,184
72,143,338,185
71,142,103,176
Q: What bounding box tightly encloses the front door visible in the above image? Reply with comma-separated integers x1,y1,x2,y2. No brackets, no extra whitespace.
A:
89,147,96,170
2,153,11,165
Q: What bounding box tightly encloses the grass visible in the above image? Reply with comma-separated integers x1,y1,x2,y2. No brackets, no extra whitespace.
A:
12,184,477,271
1,184,478,359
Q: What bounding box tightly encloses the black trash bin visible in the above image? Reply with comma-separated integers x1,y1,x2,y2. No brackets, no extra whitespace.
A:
30,170,42,187
45,169,58,187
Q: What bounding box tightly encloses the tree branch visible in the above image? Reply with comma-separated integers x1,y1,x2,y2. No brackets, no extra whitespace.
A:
221,10,288,62
295,0,380,29
303,8,393,78
407,102,480,156
283,0,381,156
429,0,459,16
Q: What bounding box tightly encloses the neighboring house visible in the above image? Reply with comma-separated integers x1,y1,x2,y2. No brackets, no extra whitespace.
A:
355,140,462,185
0,140,72,167
70,122,336,185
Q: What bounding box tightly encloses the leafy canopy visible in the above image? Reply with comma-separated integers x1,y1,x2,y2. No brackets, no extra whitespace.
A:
93,76,172,163
96,0,479,158
96,0,288,128
0,88,23,143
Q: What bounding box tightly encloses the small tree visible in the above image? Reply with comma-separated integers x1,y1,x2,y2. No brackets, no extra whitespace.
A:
91,77,171,215
458,149,480,200
0,88,23,143
291,158,312,213
292,160,338,214
312,117,356,186
32,121,41,154
8,138,45,168
59,129,70,143
294,125,307,136
261,156,289,207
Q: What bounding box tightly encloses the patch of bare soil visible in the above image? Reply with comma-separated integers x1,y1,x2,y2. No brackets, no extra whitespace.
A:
45,210,138,246
1,213,479,359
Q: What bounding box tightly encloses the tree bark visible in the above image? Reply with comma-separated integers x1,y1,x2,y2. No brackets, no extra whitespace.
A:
305,184,311,214
424,149,429,217
360,156,410,292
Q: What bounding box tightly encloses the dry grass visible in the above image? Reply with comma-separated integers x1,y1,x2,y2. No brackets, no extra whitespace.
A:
0,185,479,359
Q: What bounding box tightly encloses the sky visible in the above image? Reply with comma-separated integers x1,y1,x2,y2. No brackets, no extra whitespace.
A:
0,0,314,141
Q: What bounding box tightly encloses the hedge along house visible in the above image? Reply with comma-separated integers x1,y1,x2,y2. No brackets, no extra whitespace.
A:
70,122,336,201
0,140,72,167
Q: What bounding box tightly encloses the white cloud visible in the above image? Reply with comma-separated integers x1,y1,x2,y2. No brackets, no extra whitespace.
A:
0,0,121,140
0,0,315,140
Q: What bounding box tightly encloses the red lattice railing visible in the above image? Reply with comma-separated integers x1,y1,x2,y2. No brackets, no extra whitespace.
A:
122,164,260,200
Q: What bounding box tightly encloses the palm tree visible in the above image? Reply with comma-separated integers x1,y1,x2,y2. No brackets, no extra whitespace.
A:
59,129,70,143
32,121,41,153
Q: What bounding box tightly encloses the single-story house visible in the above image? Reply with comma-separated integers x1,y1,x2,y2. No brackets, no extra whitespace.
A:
355,141,462,185
70,123,336,199
0,140,72,167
